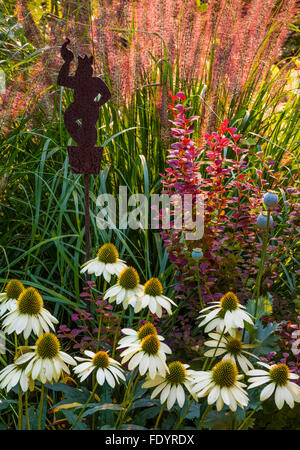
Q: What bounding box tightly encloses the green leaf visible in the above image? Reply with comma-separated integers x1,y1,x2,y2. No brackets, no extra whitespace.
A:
129,398,160,410
120,424,148,430
46,382,91,409
62,410,89,430
133,406,161,426
253,320,279,356
0,399,17,411
184,400,201,420
81,403,124,417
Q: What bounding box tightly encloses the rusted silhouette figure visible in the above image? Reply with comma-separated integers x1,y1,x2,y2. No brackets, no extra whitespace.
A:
58,38,111,174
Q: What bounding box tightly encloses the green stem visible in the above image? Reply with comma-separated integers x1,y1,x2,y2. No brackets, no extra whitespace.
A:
37,384,45,430
201,357,209,370
174,395,193,430
25,391,30,430
154,404,165,430
254,210,270,316
18,388,23,430
196,262,204,310
115,371,140,429
198,403,212,430
96,280,107,352
112,309,125,359
237,402,262,430
70,382,98,430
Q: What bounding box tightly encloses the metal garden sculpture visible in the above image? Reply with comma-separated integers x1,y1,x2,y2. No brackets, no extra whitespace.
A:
58,38,111,264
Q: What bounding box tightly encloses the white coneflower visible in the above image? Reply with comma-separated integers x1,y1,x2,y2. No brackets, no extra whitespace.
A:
73,350,125,387
204,331,258,373
0,279,24,317
2,287,59,339
120,333,172,379
138,278,177,318
0,347,35,392
142,361,197,410
117,322,165,351
14,332,76,384
192,359,249,412
198,292,253,336
247,362,300,409
103,266,143,312
80,243,127,282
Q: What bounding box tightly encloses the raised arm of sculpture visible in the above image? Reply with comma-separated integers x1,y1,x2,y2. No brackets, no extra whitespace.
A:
57,38,76,89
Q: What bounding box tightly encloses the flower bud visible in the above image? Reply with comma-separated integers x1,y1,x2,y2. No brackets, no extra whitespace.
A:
263,191,279,208
257,212,274,229
191,248,203,260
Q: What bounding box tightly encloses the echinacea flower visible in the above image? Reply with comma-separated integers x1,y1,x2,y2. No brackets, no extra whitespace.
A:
142,361,197,410
74,350,125,387
247,362,300,409
0,279,24,317
138,278,177,318
192,359,249,412
14,332,76,384
198,292,253,336
263,191,279,208
80,243,127,282
120,332,172,379
117,322,166,352
103,267,143,312
203,331,258,373
2,287,59,339
0,347,35,392
257,212,274,230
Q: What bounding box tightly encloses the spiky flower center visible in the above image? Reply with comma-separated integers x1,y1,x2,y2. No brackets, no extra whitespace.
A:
226,338,242,355
269,364,289,386
5,279,24,300
141,335,160,355
14,346,32,369
36,333,60,359
92,351,110,369
138,322,157,340
220,292,239,312
212,360,238,387
97,243,119,264
144,278,163,297
118,267,140,290
18,287,43,315
166,361,186,384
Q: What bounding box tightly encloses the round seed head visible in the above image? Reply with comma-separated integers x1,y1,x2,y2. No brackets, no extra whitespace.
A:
263,191,279,208
97,243,119,264
225,338,242,355
269,364,289,386
257,212,274,230
165,361,186,384
220,292,239,312
5,279,24,300
212,360,238,387
138,322,157,340
36,333,60,359
141,334,160,355
92,351,110,369
18,287,43,315
144,278,163,297
118,267,140,290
